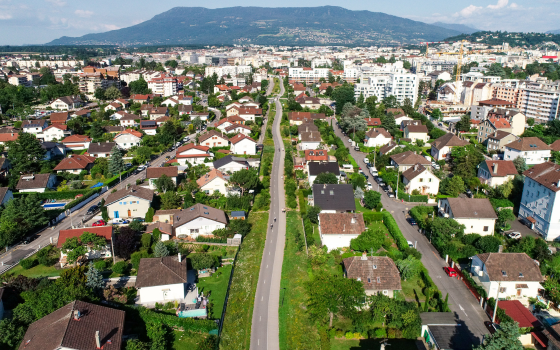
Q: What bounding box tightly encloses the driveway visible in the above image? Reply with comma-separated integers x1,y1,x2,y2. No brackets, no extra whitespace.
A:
332,121,490,344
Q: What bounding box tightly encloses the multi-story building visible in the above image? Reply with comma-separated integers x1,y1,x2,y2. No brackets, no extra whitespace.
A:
519,82,560,124
8,75,30,87
519,162,560,240
78,73,120,96
147,75,177,97
288,67,330,84
491,79,525,109
204,65,251,77
504,137,551,165
354,72,418,104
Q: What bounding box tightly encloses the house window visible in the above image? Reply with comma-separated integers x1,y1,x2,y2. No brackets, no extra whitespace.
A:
377,277,381,283
483,226,489,232
383,290,388,295
190,229,199,234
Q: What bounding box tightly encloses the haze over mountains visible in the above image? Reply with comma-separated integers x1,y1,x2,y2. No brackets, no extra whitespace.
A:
47,6,463,46
431,22,478,35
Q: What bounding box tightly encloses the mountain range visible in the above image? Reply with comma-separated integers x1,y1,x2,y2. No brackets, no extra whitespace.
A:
47,6,462,46
431,22,478,35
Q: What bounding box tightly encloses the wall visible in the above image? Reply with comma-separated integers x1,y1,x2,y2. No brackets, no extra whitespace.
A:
107,197,151,219
139,282,185,303
201,178,228,196
456,217,496,236
175,217,226,238
320,233,359,251
519,177,560,240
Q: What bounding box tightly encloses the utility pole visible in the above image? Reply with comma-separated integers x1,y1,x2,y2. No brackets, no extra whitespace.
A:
492,282,501,323
395,168,400,200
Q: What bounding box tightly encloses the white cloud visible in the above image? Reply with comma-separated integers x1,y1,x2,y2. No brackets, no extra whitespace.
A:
0,13,12,20
456,5,482,17
75,10,93,18
103,24,120,31
487,0,509,9
509,2,519,8
46,0,66,6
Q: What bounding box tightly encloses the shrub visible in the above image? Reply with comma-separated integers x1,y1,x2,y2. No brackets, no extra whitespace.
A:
112,261,129,275
131,250,151,270
93,259,110,271
141,233,152,249
475,235,501,253
461,233,481,246
374,328,387,339
20,258,36,270
190,253,219,270
36,246,57,266
383,211,408,250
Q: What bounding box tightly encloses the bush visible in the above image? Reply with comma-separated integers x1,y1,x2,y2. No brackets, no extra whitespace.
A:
190,253,219,270
374,328,387,339
112,261,129,275
131,250,151,270
94,259,110,271
362,212,384,224
461,233,481,246
383,211,408,250
475,235,501,253
398,191,428,203
20,258,36,270
36,246,57,266
141,233,152,249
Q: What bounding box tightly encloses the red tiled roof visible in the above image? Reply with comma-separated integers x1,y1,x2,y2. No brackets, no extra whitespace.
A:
53,154,95,171
57,226,113,248
497,300,540,327
488,117,511,129
365,118,381,126
0,133,18,142
230,133,256,144
114,129,143,139
177,143,210,154
61,134,92,143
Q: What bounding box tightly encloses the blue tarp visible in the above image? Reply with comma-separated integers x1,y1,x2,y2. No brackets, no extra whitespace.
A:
90,182,104,188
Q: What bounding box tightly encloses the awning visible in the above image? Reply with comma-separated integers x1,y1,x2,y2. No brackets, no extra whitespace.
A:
532,331,548,347
527,216,536,224
516,284,529,289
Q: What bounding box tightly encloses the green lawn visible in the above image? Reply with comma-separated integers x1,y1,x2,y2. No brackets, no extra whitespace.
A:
7,263,62,278
348,154,359,168
279,211,321,350
219,212,268,350
400,275,426,303
369,221,389,234
172,331,212,350
197,264,233,319
331,338,417,350
354,198,372,213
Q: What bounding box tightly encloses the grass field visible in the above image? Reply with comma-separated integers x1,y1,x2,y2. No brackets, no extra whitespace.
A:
279,211,321,350
197,264,233,319
400,275,426,302
219,212,268,350
6,263,62,278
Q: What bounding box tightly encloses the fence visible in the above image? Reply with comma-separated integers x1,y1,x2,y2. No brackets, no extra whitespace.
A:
0,243,54,275
218,248,240,338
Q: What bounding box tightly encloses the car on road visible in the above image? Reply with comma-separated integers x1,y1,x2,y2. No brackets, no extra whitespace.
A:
22,236,36,244
388,192,395,198
86,205,99,215
354,146,360,151
132,217,145,222
407,240,415,248
408,217,417,226
431,162,440,170
93,220,106,227
444,267,458,277
508,231,522,240
165,156,170,160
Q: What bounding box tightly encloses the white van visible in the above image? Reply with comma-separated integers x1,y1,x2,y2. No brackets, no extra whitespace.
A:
369,167,378,176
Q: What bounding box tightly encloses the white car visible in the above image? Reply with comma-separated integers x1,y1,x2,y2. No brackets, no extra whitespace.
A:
388,192,395,198
508,232,522,239
366,183,372,190
407,241,414,248
363,158,368,164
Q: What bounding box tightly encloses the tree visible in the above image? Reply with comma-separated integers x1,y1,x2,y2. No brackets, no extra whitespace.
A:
451,145,484,179
108,146,125,177
485,63,507,79
332,84,356,114
456,114,471,132
350,173,366,190
475,235,501,253
113,227,137,259
513,156,527,175
94,87,106,101
527,118,535,127
129,76,151,94
7,132,46,174
190,253,219,270
313,172,338,184
155,174,175,193
0,193,48,248
306,205,321,224
85,262,104,290
474,321,523,350
381,113,399,135
396,256,423,280
160,191,182,210
429,218,465,249
363,190,381,209
104,86,122,100
0,319,26,348
430,108,443,121
153,241,169,258
192,117,203,131
441,175,466,197
145,207,155,222
350,229,385,251
126,339,149,350
134,146,152,164
229,169,259,196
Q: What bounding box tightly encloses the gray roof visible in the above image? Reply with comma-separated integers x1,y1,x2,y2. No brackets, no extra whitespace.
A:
312,184,355,211
427,325,475,350
213,155,249,169
16,174,53,190
105,185,154,206
343,255,402,291
445,198,497,219
173,203,228,227
136,256,187,288
420,312,460,326
476,252,543,282
308,161,340,176
88,142,116,154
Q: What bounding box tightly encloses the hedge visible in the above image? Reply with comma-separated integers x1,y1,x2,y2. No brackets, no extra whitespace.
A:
398,191,428,203
65,188,102,210
195,236,227,243
13,188,100,200
435,194,456,200
489,198,514,210
363,212,384,224
298,191,307,216
382,211,408,251
103,166,138,187
487,297,513,324
124,306,217,333
463,271,488,299
409,206,436,230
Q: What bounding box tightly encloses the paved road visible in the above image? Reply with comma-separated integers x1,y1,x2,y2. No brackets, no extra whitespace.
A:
250,78,286,350
331,120,490,345
0,144,187,274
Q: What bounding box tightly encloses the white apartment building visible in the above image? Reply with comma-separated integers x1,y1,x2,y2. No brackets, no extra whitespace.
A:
519,83,560,124
147,75,177,97
8,75,30,87
311,58,333,68
354,72,418,104
519,162,560,240
205,65,252,77
288,67,330,84
504,137,551,165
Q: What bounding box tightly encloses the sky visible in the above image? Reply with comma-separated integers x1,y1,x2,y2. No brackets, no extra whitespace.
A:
0,0,558,45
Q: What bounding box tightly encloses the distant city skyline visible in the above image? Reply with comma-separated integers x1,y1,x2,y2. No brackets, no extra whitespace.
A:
0,0,557,45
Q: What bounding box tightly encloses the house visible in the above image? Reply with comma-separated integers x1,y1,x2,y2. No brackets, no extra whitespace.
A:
145,107,168,120
390,151,431,171
140,120,158,135
402,163,440,196
543,321,560,350
132,94,151,104
216,116,245,133
61,134,91,151
497,300,542,346
155,116,170,126
70,109,91,119
178,104,193,116
88,141,116,158
146,166,178,190
174,203,228,239
379,141,399,156
105,185,154,219
438,198,497,235
50,112,70,125
146,222,174,241
394,115,413,126
191,112,210,122
225,123,252,136
16,174,56,193
231,211,246,220
304,150,328,164
420,312,476,350
199,130,229,148
364,128,392,147
289,112,326,125
343,253,402,297
403,124,429,143
365,118,381,128
519,162,560,240
161,97,180,107
307,162,340,184
470,253,543,300
312,184,355,213
104,126,125,134
114,129,143,150
504,137,551,165
50,95,83,110
401,119,421,131
42,124,71,142
0,132,18,146
0,187,13,206
113,98,130,109
487,108,526,136
42,142,66,160
197,169,231,195
318,213,366,251
430,133,469,161
153,209,182,225
477,160,517,187
299,130,322,150
119,113,139,127
22,120,48,136
236,107,262,122
57,226,114,267
176,143,213,166
478,117,513,143
298,123,319,135
105,102,122,112
230,133,257,155
487,131,518,152
296,95,321,109
53,154,95,174
213,155,250,174
18,300,125,350
136,255,190,303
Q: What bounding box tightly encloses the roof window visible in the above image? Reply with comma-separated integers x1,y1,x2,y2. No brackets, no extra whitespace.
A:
501,270,507,277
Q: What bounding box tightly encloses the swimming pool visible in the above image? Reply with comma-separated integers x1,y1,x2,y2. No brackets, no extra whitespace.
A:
43,203,66,209
177,309,207,318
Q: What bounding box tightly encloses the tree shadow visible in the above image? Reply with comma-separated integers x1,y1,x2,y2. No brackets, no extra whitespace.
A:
348,338,417,350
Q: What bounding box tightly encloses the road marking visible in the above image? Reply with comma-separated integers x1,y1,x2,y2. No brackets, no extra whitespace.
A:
459,304,468,317
432,251,439,258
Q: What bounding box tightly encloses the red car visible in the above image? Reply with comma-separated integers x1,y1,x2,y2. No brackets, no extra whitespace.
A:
444,267,457,277
92,220,106,227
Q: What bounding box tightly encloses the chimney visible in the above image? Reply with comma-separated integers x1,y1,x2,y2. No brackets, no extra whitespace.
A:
343,224,345,232
351,216,357,224
361,251,367,260
493,163,498,173
95,331,101,349
73,310,81,320
414,164,418,171
178,252,181,262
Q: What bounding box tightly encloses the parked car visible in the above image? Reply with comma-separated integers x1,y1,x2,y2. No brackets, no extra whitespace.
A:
125,163,132,168
354,146,360,151
388,192,395,198
132,217,145,222
407,240,415,248
92,220,106,227
86,205,99,215
484,321,498,334
408,217,417,226
431,162,440,170
508,231,522,240
366,183,372,190
112,218,128,225
444,267,457,277
466,189,473,198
